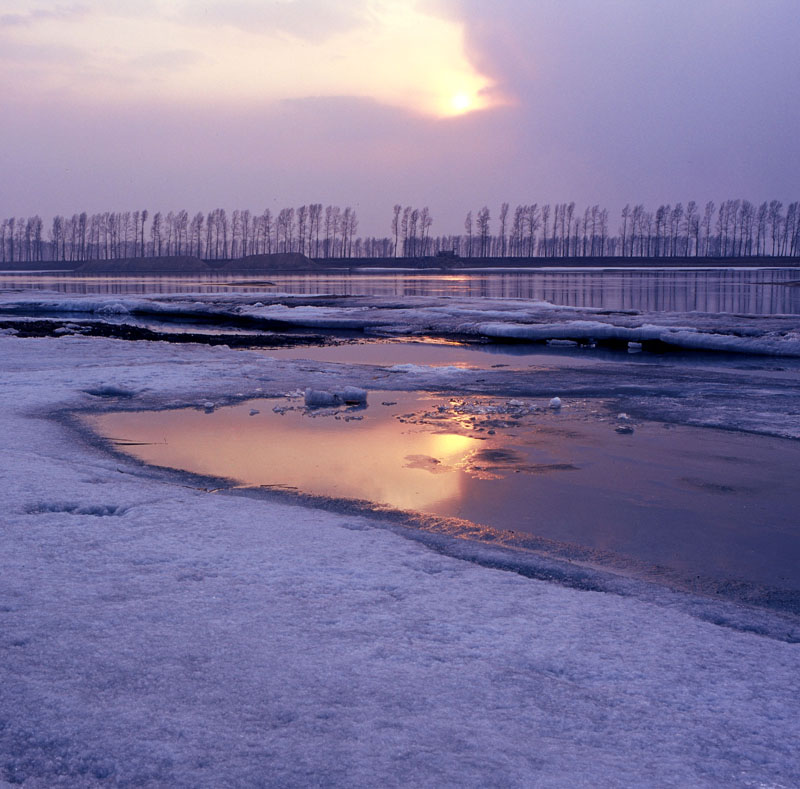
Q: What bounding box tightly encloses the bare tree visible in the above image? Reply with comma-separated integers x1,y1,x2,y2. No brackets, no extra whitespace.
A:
620,204,631,257
464,211,473,257
526,204,540,257
541,205,551,256
498,202,509,257
682,201,698,256
419,207,432,255
391,204,401,257
476,207,490,256
768,200,783,255
701,202,715,256
296,205,308,256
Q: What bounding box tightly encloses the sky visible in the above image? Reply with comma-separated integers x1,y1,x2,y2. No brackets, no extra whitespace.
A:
1,0,798,236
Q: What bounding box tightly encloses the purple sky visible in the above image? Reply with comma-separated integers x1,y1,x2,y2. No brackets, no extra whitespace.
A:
1,0,798,236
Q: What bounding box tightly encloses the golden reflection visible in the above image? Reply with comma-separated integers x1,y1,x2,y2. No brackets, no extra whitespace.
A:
88,394,480,512
429,432,476,459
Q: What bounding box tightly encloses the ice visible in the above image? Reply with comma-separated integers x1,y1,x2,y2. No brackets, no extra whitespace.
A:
1,304,800,786
304,388,339,407
4,290,800,356
340,386,368,405
549,397,562,409
304,386,368,407
388,363,467,376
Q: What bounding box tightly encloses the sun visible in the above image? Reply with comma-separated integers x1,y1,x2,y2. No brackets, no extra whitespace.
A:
449,92,474,115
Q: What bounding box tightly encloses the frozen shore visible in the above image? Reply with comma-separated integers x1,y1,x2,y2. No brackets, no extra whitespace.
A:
1,332,799,787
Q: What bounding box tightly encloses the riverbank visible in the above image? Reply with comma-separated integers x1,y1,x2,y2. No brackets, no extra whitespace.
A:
1,332,799,787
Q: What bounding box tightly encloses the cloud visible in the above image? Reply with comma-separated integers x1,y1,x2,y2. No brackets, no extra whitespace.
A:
129,48,208,71
191,0,371,45
0,0,498,117
2,0,797,235
0,3,89,28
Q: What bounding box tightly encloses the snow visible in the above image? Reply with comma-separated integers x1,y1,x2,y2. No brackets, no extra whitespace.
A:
1,333,799,787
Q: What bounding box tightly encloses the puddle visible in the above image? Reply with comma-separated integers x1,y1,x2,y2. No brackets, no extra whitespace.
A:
85,391,800,600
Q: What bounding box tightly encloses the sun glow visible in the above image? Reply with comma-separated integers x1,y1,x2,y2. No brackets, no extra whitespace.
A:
0,0,498,118
448,92,476,116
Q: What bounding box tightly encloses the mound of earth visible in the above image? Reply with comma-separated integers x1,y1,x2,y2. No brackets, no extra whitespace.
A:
75,256,212,273
220,253,322,271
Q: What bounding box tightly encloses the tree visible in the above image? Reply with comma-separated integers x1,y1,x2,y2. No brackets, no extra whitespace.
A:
419,207,432,255
139,210,148,256
296,205,308,256
565,202,575,257
464,211,473,257
408,209,419,257
670,203,683,256
510,206,524,256
768,200,783,255
391,204,401,257
654,205,668,257
401,207,411,257
526,204,540,257
620,204,631,257
498,202,509,257
701,202,715,256
683,201,698,256
262,209,272,254
476,207,490,256
541,205,551,256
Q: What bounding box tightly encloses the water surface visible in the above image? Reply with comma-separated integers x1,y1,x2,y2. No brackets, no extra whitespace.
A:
4,268,799,314
87,391,800,603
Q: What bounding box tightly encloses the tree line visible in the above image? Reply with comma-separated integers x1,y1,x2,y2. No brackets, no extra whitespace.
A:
1,198,798,264
0,205,360,263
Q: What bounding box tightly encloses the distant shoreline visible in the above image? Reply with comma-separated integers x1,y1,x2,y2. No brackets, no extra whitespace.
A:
0,254,797,275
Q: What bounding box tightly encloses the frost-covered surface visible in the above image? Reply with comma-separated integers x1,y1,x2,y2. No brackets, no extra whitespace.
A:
3,290,800,356
1,334,799,787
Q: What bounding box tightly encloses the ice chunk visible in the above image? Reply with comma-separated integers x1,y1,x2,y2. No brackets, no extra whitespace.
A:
304,387,368,408
340,386,367,405
547,339,578,347
549,397,562,409
203,401,215,411
304,389,339,408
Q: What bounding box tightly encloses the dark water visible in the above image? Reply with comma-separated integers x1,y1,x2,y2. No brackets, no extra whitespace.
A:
88,391,800,605
3,268,799,314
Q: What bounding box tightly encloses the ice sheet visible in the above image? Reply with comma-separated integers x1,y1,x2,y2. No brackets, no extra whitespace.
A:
3,290,800,356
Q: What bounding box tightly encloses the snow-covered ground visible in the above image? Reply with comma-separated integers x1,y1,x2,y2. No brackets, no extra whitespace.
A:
2,292,800,787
